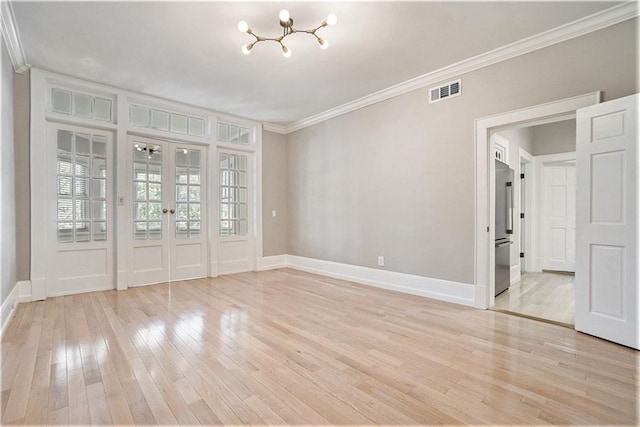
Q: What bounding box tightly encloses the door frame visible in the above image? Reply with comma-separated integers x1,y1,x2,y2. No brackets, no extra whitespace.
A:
518,148,534,274
474,92,600,309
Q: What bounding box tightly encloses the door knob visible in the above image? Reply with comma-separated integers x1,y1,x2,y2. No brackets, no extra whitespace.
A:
170,209,175,214
162,208,168,214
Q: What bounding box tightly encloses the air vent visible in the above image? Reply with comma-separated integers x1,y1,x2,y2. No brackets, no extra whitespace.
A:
429,79,462,104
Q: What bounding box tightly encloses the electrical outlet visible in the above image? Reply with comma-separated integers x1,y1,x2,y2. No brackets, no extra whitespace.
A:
377,256,384,267
272,210,277,217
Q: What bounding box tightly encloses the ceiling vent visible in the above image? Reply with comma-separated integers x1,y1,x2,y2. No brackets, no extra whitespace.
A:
429,79,461,104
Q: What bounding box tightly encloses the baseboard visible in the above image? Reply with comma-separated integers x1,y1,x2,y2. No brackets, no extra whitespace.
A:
18,280,32,302
257,255,288,271
1,283,20,338
510,265,521,285
287,255,475,307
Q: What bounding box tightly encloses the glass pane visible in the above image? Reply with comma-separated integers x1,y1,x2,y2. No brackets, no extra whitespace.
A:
151,110,170,131
220,187,229,203
190,150,201,167
229,204,238,219
176,221,188,239
74,93,92,118
229,220,238,234
76,222,90,242
93,221,106,241
148,203,162,220
229,126,239,143
218,123,228,141
135,182,147,201
148,164,161,182
219,153,229,169
93,158,106,177
188,117,205,137
189,186,200,202
229,171,237,186
134,202,148,220
239,188,247,203
239,172,247,187
130,105,150,127
147,145,162,163
228,155,236,170
176,185,188,202
76,134,91,155
220,203,229,219
134,162,147,181
57,130,73,153
189,168,200,184
148,221,162,239
75,199,90,221
220,170,229,186
176,166,188,184
189,221,201,238
176,203,188,220
239,203,247,220
176,148,189,166
94,98,112,122
57,157,73,175
92,136,106,157
220,220,230,236
134,221,147,240
75,178,89,197
93,179,106,199
170,114,188,134
57,223,73,243
134,143,148,161
239,220,248,235
52,89,72,114
75,156,90,177
92,201,106,220
229,188,238,203
57,176,72,196
238,155,247,171
148,183,161,201
189,204,200,220
57,199,73,221
239,128,250,144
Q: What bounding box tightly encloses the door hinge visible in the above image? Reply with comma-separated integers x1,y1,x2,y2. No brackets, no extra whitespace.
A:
520,252,525,258
520,173,525,179
520,213,525,219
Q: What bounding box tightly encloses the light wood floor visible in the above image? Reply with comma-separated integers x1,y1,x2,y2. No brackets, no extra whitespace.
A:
494,272,575,325
1,269,637,425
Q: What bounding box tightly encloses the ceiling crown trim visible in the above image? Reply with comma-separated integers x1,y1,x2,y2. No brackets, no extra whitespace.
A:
0,1,29,73
264,1,638,135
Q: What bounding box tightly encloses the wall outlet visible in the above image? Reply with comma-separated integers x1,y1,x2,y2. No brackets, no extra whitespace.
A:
377,256,384,267
272,210,277,217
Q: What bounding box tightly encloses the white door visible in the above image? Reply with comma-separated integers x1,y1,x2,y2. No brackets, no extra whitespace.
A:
542,162,576,272
48,123,114,296
128,136,208,286
575,93,638,349
218,149,254,275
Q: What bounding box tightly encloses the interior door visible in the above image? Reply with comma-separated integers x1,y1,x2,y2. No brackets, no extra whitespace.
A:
542,162,576,272
575,93,638,349
218,149,254,275
48,123,114,296
128,136,207,286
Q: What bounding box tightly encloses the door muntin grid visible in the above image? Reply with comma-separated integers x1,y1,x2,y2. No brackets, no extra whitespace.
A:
175,148,202,239
219,153,248,236
133,142,163,240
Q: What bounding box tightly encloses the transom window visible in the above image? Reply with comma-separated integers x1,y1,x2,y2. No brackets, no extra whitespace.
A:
56,130,108,242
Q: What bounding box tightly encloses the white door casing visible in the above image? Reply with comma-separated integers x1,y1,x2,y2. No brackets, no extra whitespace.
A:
541,158,576,272
127,135,208,286
575,93,638,349
47,123,115,296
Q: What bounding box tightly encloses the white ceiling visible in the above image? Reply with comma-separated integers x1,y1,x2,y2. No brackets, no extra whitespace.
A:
12,1,620,126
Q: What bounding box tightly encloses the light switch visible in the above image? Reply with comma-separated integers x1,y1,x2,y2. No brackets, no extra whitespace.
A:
271,210,277,217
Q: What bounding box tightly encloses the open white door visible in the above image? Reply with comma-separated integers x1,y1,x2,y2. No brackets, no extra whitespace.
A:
575,93,638,349
542,162,576,272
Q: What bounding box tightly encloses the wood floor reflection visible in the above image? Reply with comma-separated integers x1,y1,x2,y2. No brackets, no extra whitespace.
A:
2,268,637,425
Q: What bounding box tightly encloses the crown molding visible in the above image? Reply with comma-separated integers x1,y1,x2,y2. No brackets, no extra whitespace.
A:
262,122,287,134
0,1,29,73
282,2,638,134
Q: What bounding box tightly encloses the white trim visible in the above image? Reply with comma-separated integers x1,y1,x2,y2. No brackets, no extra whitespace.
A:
45,285,114,298
510,265,521,285
1,283,19,338
257,255,288,271
287,255,475,307
262,123,287,135
18,280,32,302
475,92,600,310
0,1,29,73
277,3,636,134
519,148,536,273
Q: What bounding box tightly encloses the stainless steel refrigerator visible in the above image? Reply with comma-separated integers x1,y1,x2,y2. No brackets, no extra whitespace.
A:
495,159,514,296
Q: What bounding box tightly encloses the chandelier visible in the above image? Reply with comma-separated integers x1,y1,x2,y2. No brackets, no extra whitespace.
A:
238,9,337,57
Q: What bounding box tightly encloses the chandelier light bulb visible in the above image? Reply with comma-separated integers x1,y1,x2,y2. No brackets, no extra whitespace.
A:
279,9,290,22
282,45,291,58
318,38,329,49
242,44,253,54
237,21,249,33
326,13,337,26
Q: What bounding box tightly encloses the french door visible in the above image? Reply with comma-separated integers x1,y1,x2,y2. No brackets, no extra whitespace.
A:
128,136,208,286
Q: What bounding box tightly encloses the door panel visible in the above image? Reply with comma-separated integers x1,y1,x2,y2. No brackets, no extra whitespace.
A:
48,124,114,296
542,163,575,272
575,93,638,349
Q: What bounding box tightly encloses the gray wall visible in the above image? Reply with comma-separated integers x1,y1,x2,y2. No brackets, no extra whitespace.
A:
14,71,29,281
285,19,638,285
262,130,288,256
530,119,576,156
1,38,17,304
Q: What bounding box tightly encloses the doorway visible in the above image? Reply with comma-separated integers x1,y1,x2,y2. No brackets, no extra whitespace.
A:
127,135,208,287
